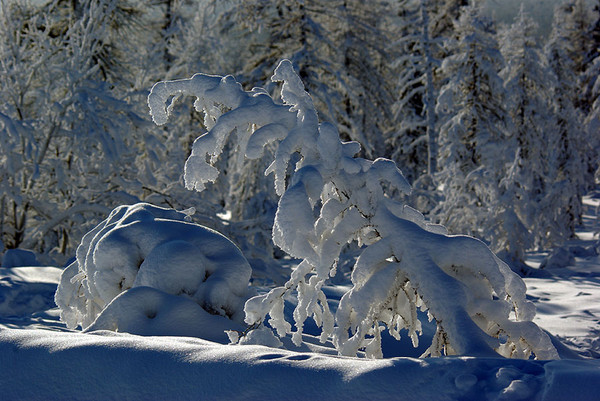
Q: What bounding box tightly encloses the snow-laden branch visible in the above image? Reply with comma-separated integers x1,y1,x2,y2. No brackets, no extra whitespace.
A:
148,60,558,360
148,73,295,192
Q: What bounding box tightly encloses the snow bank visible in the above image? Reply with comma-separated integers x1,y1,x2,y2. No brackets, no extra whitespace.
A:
0,266,62,318
1,249,40,268
55,203,252,331
85,286,244,343
1,328,599,401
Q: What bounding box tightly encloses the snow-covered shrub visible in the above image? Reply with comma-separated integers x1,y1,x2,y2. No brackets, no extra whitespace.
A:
148,60,558,359
55,203,252,330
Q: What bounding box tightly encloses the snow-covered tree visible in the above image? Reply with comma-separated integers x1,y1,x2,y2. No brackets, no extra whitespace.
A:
550,0,599,186
554,0,595,76
496,6,554,260
331,0,396,159
0,1,121,257
585,52,600,163
541,7,592,247
428,0,469,49
582,1,600,183
391,0,439,184
157,0,399,272
433,4,511,239
581,1,600,113
148,60,557,360
0,0,187,263
209,0,395,159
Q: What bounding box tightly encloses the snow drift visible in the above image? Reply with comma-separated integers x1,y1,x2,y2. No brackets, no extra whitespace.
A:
1,329,599,401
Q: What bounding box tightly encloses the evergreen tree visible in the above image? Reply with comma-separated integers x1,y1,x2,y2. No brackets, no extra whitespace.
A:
210,0,395,159
585,51,600,164
498,6,556,258
429,0,469,39
554,0,595,76
433,4,510,240
582,1,600,179
553,0,599,183
542,6,591,246
391,0,439,184
334,0,396,159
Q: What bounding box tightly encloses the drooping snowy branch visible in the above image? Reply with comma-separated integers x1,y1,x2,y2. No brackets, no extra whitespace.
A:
148,60,558,360
148,73,296,193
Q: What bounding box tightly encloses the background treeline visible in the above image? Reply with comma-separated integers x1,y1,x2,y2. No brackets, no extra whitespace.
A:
0,0,598,270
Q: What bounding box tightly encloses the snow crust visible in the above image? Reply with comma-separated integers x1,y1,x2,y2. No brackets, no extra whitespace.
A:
55,203,252,331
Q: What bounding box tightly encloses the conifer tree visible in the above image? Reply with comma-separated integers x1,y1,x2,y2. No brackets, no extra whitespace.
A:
433,4,510,240
391,0,439,184
209,0,394,159
497,6,556,257
542,6,591,245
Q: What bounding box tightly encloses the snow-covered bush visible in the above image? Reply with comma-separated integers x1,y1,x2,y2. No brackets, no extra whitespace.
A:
55,203,252,330
148,60,558,359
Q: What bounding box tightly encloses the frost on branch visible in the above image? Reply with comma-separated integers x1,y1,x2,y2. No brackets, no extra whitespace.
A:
55,203,252,330
148,60,558,360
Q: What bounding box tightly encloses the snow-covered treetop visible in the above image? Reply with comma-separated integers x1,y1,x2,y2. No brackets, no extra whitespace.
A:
148,60,558,360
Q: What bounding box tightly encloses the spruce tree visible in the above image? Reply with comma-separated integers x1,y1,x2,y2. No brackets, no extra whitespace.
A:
433,4,510,240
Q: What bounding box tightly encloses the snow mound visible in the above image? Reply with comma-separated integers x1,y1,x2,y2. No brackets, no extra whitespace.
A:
0,266,62,318
55,203,252,330
540,247,575,269
1,249,39,268
85,286,244,343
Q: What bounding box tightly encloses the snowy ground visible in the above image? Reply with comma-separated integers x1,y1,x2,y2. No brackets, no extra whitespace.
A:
524,192,600,359
1,195,599,400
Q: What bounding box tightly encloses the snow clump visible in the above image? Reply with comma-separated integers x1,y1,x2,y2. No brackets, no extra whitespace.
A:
55,203,252,331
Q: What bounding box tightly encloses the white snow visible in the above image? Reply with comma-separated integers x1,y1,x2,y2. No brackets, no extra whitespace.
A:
0,266,62,318
54,203,252,330
85,286,244,343
0,328,599,401
1,198,600,399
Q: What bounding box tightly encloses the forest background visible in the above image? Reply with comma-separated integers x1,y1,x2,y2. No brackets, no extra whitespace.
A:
0,0,598,278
